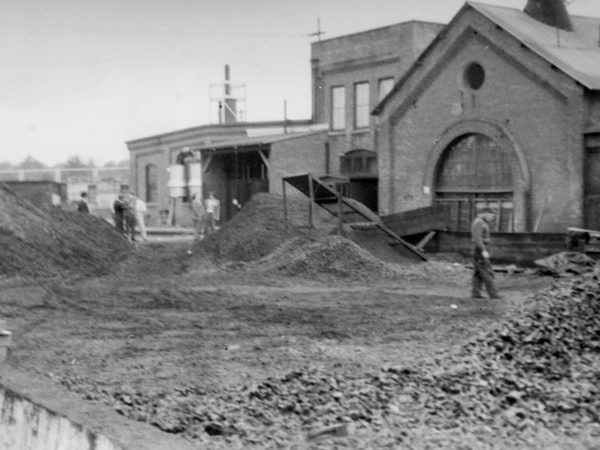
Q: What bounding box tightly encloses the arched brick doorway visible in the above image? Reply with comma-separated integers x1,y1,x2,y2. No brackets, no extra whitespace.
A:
435,133,515,231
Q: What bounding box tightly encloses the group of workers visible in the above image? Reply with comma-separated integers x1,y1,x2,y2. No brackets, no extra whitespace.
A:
191,191,224,241
113,192,148,242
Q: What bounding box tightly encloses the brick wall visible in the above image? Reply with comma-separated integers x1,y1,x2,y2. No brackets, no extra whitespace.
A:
376,8,588,232
270,132,329,194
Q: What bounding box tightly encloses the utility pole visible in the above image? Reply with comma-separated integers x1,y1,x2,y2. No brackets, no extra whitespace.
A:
308,18,325,41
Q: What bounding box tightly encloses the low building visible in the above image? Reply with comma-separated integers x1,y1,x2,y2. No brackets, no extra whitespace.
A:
126,120,325,225
373,0,600,233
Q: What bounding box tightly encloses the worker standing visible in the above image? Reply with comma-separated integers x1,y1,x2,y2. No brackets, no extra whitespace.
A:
129,193,149,242
471,209,501,299
191,193,205,241
204,191,220,235
77,192,89,213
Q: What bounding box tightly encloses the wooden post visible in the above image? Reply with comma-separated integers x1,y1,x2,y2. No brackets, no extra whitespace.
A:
282,178,288,229
337,193,343,236
307,174,314,228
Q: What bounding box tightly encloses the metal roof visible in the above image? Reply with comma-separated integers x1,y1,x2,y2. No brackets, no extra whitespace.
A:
470,2,600,90
191,130,327,152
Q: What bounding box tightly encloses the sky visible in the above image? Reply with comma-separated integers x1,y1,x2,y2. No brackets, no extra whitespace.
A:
1,0,600,166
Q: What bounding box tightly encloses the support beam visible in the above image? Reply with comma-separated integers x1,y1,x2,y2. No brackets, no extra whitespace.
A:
258,150,270,170
282,178,288,230
307,174,314,228
202,154,214,174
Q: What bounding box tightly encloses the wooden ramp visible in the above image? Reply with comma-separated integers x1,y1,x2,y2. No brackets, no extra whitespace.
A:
381,203,451,236
282,174,426,261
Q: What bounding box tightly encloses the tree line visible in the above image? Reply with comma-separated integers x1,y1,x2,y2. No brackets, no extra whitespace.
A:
0,155,129,170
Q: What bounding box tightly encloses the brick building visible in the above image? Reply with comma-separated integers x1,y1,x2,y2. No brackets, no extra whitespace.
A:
373,0,600,233
311,20,442,211
126,20,442,224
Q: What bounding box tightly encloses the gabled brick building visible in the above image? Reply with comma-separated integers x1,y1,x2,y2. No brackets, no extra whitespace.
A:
373,0,600,233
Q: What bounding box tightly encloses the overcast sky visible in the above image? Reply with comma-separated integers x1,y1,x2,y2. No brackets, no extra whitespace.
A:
1,0,599,166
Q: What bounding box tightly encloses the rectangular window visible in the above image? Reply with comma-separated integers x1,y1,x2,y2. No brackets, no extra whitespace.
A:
331,86,345,130
354,82,369,129
378,77,394,102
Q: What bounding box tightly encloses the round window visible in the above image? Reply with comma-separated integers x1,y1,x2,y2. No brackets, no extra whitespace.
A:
464,63,485,90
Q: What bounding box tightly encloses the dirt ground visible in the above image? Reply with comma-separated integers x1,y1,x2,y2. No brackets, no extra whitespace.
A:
4,237,588,449
1,188,599,449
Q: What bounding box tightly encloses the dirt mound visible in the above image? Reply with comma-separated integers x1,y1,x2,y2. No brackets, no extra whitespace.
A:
258,235,398,279
196,193,335,262
0,183,130,279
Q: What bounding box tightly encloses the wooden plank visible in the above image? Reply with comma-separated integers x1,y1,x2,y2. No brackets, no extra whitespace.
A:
416,231,436,251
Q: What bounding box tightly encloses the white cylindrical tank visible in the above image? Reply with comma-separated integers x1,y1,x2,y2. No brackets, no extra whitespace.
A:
167,164,186,198
187,162,202,197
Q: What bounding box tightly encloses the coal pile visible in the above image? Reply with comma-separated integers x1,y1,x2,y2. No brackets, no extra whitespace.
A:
534,251,597,277
196,193,334,262
100,268,600,448
0,184,130,279
262,235,398,279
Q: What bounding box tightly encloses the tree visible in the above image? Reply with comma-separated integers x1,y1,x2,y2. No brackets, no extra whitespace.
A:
16,155,47,170
104,158,129,168
0,161,13,170
62,155,86,168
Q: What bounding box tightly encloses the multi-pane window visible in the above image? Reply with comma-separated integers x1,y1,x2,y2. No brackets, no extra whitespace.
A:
354,82,370,129
331,86,345,130
145,164,158,203
340,150,377,177
378,77,394,102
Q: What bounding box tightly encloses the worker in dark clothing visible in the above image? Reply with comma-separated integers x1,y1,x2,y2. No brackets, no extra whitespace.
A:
77,192,89,213
471,209,501,299
123,195,137,242
113,194,127,234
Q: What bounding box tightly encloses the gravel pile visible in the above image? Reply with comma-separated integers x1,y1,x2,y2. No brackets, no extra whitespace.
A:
267,235,398,279
196,193,334,262
99,268,600,448
0,183,130,279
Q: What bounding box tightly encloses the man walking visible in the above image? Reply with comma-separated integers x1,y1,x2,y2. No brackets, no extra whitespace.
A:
471,209,501,299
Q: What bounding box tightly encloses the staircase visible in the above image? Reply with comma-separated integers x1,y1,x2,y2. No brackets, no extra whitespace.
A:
282,174,426,261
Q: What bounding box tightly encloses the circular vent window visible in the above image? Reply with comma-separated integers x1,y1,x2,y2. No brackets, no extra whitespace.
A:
464,62,485,90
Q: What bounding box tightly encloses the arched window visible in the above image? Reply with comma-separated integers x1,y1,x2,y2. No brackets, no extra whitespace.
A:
435,134,514,231
145,164,158,203
340,150,377,178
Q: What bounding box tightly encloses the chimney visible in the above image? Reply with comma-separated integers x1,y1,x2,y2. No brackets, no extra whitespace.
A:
524,0,573,31
223,64,238,124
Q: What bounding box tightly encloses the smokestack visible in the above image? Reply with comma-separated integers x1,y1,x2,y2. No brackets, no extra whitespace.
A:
223,64,238,124
524,0,573,32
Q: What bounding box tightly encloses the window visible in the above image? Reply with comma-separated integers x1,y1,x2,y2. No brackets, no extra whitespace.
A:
435,134,514,232
145,164,158,203
378,77,394,101
464,62,485,90
340,150,377,177
354,82,370,129
331,86,345,130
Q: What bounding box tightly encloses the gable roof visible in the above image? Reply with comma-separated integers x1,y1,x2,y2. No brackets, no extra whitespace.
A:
471,2,600,90
373,1,600,115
